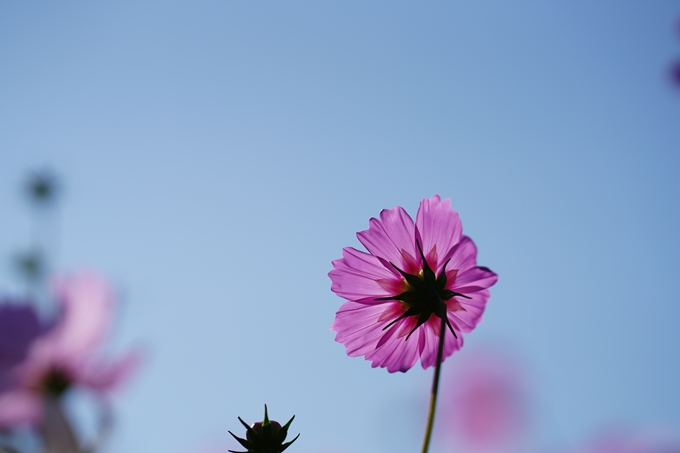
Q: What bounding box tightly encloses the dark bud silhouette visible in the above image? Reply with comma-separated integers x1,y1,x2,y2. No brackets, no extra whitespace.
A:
229,406,299,453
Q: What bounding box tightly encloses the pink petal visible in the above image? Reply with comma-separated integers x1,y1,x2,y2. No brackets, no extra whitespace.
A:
356,206,419,274
366,326,420,373
384,330,420,372
332,302,391,335
453,266,498,294
332,302,392,357
419,318,464,369
41,271,114,358
332,302,420,372
0,390,41,427
415,195,463,274
329,247,402,302
440,236,479,274
448,290,490,334
75,350,141,393
365,313,421,372
332,301,465,372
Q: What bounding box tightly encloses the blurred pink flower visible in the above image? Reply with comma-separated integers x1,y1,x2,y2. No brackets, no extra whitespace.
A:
568,429,680,453
437,352,529,452
329,195,498,372
0,271,139,428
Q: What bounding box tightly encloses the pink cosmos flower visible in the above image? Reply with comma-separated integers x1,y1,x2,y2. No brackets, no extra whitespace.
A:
0,271,139,428
329,195,498,372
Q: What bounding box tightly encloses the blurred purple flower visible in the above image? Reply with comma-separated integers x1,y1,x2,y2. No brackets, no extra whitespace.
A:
672,17,680,87
0,303,49,428
672,62,680,87
0,303,47,375
329,195,498,372
437,352,529,452
0,271,139,428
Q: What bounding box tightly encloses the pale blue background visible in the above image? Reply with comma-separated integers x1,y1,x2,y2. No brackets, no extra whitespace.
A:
1,2,679,453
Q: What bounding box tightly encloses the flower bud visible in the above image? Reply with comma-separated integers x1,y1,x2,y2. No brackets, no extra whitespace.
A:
229,406,299,453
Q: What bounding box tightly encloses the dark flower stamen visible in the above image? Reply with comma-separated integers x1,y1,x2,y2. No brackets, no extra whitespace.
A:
40,367,72,397
376,239,470,340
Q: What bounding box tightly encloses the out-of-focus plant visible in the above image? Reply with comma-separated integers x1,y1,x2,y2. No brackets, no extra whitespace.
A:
0,272,139,453
566,428,680,453
1,170,138,453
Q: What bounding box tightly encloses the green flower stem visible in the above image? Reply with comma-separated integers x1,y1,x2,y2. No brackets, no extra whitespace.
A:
420,313,447,453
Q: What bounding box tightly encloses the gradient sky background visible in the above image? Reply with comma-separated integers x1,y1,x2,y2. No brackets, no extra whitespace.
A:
1,2,680,453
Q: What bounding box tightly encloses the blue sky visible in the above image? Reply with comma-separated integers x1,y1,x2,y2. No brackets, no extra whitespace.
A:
1,2,680,453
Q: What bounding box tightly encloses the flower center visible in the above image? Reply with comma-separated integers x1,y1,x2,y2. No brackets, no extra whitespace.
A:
376,240,469,341
40,366,72,396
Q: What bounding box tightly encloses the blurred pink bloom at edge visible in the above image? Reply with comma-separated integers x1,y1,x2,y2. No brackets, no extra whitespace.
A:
0,271,140,428
437,352,529,452
568,428,680,453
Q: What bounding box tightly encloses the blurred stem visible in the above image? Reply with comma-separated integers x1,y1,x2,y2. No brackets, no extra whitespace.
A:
420,314,447,453
40,397,80,453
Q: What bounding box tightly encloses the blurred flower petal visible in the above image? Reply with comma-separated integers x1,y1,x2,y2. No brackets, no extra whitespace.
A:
76,350,142,393
0,302,46,375
0,390,40,428
438,351,529,452
40,271,114,359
